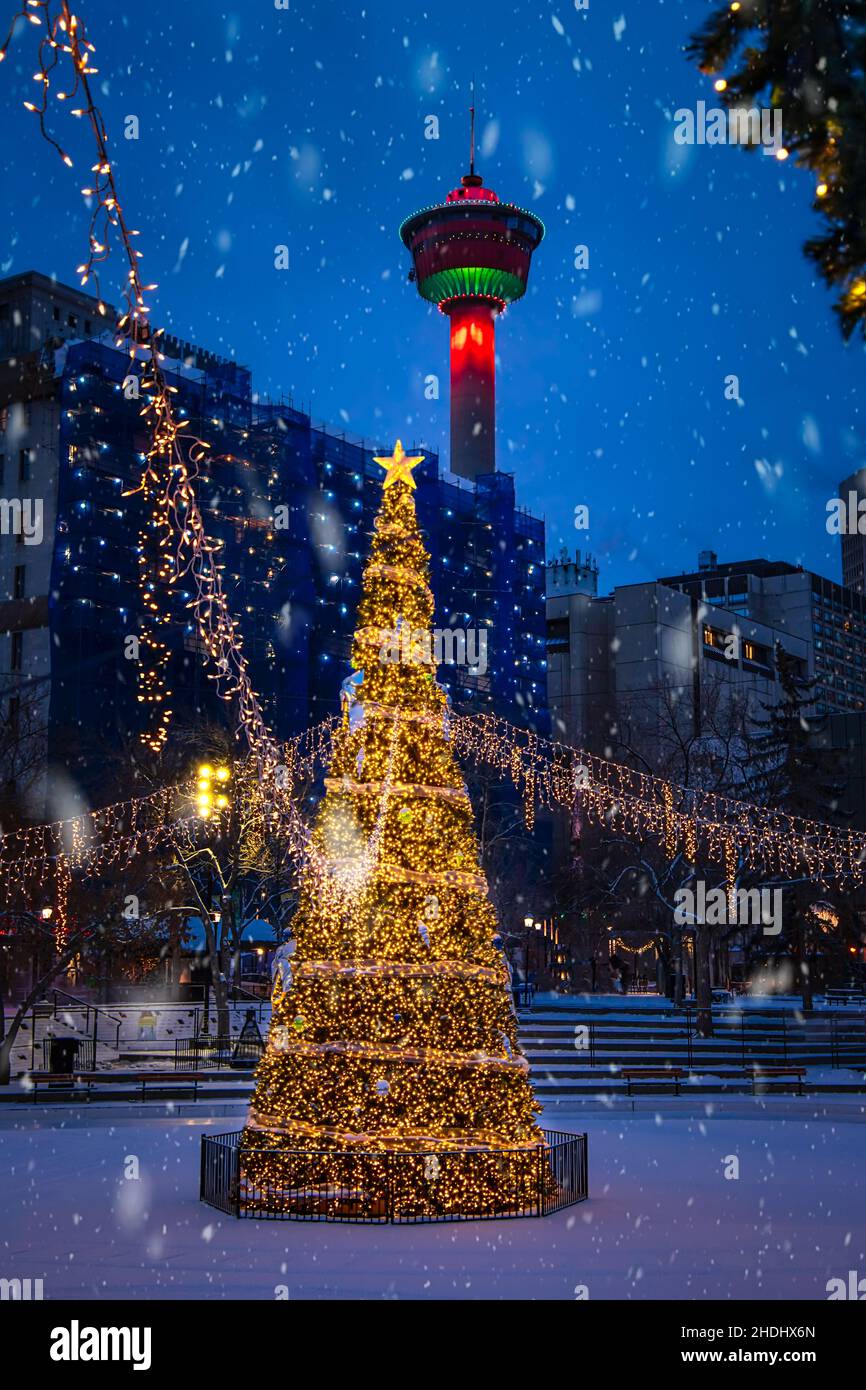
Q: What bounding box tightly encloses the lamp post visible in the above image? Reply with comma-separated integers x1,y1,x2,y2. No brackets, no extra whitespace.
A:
200,908,221,1037
523,915,533,1002
534,920,545,984
193,761,231,1035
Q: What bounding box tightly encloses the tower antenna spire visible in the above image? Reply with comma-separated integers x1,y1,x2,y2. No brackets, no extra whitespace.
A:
469,76,476,176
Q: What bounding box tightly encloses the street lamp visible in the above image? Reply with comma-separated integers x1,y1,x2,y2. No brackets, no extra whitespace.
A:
519,916,535,1004
534,920,545,978
195,763,231,820
200,909,223,1037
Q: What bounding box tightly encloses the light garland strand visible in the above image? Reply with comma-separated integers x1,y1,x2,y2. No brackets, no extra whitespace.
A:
0,0,287,774
449,712,866,888
4,708,866,906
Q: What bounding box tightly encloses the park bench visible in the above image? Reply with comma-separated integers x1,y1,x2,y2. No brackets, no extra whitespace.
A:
26,1070,215,1103
622,1067,684,1096
134,1071,208,1101
750,1066,805,1096
28,1072,97,1100
826,989,866,1007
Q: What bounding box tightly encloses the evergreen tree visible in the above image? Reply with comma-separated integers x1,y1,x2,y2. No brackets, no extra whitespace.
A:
686,1,866,339
242,443,543,1217
747,643,846,1005
748,644,842,818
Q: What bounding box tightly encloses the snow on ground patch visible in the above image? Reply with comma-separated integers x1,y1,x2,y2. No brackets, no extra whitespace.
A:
0,1103,863,1300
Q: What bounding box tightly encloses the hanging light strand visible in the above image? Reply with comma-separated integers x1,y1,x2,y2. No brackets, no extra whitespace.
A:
450,712,866,888
0,0,285,771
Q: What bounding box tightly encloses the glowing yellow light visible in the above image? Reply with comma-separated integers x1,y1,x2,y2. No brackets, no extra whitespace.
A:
373,439,425,490
775,147,789,161
816,182,828,197
215,766,230,782
198,763,213,777
851,280,866,298
714,78,727,92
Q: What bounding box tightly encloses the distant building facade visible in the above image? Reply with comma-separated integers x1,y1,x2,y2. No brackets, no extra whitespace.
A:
838,467,866,596
0,271,547,814
546,553,812,758
659,554,866,718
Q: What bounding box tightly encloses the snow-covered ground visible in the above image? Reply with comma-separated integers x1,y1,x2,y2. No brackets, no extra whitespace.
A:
2,1096,864,1300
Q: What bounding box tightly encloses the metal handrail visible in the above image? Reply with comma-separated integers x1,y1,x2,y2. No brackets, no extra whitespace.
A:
48,988,123,1028
30,989,123,1069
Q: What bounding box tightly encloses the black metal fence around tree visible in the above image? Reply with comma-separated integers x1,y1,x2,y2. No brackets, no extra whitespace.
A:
200,1128,588,1223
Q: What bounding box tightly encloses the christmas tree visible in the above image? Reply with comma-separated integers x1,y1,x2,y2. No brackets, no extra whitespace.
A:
242,441,545,1217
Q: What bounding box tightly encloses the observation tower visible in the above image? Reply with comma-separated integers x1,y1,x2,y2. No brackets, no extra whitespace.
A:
400,99,544,480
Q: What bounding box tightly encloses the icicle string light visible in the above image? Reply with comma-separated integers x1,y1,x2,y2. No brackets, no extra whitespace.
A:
449,713,866,889
0,717,338,898
0,0,288,770
4,709,866,905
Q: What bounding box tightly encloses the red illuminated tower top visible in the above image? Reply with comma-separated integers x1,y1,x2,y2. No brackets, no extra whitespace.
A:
400,100,545,480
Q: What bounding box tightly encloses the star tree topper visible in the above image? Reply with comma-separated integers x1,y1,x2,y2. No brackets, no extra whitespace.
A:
374,439,425,490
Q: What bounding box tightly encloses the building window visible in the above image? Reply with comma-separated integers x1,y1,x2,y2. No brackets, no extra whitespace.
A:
11,631,23,671
703,625,729,652
67,313,78,329
18,448,30,482
0,453,4,486
546,616,570,654
743,639,771,668
13,565,25,599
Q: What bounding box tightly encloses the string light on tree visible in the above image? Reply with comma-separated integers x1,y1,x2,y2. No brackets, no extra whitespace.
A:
242,442,548,1217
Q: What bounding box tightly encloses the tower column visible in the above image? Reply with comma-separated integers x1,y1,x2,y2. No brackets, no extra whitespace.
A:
445,299,497,480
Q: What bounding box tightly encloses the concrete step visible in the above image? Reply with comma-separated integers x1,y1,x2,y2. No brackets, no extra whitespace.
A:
519,1018,864,1037
530,1079,866,1096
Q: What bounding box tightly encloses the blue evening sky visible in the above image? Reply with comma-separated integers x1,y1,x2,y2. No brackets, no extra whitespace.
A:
0,0,862,593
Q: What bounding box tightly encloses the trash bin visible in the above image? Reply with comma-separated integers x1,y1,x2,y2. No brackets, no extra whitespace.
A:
49,1036,81,1074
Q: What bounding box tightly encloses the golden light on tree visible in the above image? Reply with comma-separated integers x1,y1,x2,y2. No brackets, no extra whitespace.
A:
241,444,546,1217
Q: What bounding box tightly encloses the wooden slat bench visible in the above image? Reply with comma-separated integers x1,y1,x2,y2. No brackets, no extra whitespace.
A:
622,1067,684,1096
826,989,866,1007
135,1071,206,1101
28,1072,96,1099
26,1070,212,1102
750,1067,806,1096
